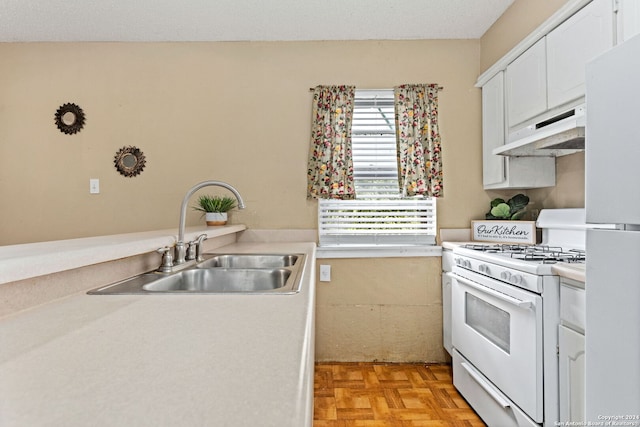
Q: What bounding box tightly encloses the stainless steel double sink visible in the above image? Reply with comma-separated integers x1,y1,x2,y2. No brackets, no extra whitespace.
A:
88,253,305,295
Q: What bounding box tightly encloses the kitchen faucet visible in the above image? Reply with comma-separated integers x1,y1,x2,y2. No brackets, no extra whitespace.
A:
175,180,246,265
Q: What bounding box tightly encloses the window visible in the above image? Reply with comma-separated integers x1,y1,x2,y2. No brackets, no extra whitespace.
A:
351,90,399,198
318,89,437,247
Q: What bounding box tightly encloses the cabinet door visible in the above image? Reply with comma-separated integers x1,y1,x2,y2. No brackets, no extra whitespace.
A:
547,0,614,109
506,38,547,128
559,325,585,422
482,72,505,187
619,0,640,42
481,71,556,190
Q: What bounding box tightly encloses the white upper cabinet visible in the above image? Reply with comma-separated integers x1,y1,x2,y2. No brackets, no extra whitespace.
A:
506,38,547,128
482,71,556,190
547,0,614,109
504,0,614,130
482,72,506,187
618,0,640,42
476,0,618,187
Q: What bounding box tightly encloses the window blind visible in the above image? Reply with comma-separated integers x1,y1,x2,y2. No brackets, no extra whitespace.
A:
318,198,437,246
352,89,399,198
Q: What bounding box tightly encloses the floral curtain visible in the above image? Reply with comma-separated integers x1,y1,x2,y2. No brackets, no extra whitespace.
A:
307,85,356,199
394,84,443,198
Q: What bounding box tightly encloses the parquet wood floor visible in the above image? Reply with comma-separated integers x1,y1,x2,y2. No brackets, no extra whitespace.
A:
314,363,486,427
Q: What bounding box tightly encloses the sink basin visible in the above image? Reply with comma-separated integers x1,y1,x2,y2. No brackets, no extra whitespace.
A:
143,268,291,292
88,253,305,295
198,254,299,268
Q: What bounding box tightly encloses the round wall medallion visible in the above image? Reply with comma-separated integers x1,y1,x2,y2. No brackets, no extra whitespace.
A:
55,103,85,135
114,146,146,177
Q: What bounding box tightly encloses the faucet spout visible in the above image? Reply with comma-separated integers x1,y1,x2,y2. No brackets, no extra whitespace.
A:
175,180,245,264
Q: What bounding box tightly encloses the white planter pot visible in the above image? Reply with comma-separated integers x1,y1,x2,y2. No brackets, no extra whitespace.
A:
205,212,227,226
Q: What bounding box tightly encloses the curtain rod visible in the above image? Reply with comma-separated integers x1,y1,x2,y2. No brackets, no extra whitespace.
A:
309,85,444,92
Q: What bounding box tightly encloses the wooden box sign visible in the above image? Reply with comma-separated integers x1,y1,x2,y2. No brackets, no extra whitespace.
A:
471,220,537,244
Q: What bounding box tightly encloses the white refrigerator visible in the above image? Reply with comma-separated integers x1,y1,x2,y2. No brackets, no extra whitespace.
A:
585,34,640,420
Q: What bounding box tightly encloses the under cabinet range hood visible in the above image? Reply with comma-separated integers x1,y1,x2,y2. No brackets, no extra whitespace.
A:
494,104,585,157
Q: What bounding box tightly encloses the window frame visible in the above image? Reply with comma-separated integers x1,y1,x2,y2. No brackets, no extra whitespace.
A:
317,89,438,251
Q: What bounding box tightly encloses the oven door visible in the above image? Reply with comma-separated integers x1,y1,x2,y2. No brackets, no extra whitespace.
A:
452,267,543,422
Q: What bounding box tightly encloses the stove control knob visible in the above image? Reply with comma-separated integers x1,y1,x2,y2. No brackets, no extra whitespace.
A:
510,274,523,285
454,258,462,266
464,260,472,269
500,271,511,281
478,264,489,274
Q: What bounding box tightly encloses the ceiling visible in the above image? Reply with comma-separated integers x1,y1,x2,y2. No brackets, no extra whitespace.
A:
1,0,515,42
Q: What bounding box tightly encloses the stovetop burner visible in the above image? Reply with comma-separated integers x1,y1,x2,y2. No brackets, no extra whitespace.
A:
461,243,586,264
511,248,585,264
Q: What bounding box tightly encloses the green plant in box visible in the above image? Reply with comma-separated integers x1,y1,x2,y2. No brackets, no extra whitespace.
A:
485,193,530,220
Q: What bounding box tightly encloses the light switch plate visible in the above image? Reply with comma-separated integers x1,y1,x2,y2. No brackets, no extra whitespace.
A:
319,264,331,282
89,179,100,194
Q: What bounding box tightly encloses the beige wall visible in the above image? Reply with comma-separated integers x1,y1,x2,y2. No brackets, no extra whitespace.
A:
0,3,590,364
0,40,489,245
480,0,571,74
529,152,585,208
315,257,446,363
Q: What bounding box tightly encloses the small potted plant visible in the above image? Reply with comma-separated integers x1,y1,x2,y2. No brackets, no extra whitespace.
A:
485,193,530,220
472,193,537,244
193,195,237,226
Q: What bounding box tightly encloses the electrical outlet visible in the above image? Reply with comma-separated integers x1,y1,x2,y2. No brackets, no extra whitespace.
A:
319,264,331,282
89,179,100,194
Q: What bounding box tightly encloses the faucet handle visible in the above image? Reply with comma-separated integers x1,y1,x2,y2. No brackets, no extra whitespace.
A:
156,246,174,273
157,246,171,256
195,234,208,262
185,239,197,261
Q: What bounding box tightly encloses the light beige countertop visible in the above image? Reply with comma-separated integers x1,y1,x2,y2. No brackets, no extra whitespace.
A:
0,225,247,285
0,241,316,427
441,241,468,250
552,262,586,283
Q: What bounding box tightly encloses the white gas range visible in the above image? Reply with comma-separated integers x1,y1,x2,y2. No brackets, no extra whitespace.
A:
450,209,588,427
453,243,585,290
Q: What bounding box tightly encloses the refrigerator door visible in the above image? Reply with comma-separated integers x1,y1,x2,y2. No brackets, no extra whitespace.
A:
585,229,640,421
585,34,640,225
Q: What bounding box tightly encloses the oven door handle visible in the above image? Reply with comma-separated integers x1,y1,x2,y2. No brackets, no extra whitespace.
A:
454,274,533,310
461,362,511,409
